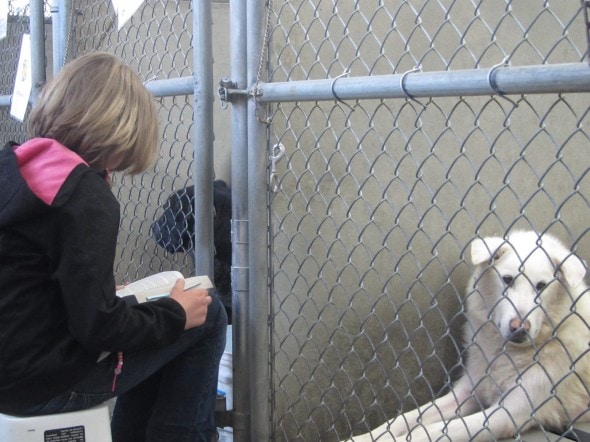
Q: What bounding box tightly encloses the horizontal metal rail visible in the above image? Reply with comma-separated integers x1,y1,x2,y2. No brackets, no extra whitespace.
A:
144,76,195,97
0,77,195,110
256,62,590,102
5,63,586,107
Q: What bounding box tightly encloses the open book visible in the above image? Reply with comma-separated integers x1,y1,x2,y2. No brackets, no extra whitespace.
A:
116,270,214,304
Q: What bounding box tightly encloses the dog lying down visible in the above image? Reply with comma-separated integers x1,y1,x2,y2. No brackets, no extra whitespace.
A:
346,230,590,441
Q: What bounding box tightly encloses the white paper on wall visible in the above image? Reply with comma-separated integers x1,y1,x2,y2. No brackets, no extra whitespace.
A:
0,0,8,40
10,33,32,121
111,0,144,31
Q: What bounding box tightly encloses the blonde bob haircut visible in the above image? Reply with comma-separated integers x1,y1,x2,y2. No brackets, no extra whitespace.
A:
28,52,159,174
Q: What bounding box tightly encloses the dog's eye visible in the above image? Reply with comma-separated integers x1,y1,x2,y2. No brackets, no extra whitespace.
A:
536,281,546,292
502,275,513,286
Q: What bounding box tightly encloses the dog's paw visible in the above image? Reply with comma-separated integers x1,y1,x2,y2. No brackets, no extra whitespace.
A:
403,424,451,442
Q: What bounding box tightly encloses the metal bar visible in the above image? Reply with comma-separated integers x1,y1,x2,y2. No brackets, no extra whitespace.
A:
247,0,270,441
51,0,61,75
146,76,247,99
583,0,590,64
143,63,590,101
144,76,194,97
53,0,71,73
192,1,215,281
59,0,71,64
230,0,251,438
256,62,590,103
19,67,210,106
29,0,46,104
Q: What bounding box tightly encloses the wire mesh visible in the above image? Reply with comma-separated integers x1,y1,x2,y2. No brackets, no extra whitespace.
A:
0,1,37,141
68,0,231,284
1,1,589,441
267,1,590,441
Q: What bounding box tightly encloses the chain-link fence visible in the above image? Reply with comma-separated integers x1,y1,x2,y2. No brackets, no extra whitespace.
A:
69,0,232,285
0,1,33,140
1,1,590,441
265,1,590,441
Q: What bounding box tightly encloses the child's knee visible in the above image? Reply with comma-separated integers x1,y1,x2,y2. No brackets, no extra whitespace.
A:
208,294,228,328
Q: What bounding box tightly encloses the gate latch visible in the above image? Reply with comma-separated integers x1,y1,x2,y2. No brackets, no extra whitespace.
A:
218,77,248,109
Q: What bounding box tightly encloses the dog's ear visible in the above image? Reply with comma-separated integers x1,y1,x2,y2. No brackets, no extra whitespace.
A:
470,236,507,266
560,254,587,288
552,248,587,288
538,234,587,288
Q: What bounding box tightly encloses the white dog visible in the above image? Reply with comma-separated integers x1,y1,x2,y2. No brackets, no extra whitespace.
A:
346,231,590,441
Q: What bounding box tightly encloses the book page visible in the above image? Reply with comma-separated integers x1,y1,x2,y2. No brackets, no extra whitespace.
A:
116,271,184,298
116,271,214,303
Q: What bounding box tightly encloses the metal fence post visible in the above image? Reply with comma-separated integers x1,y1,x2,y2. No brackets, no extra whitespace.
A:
29,0,45,104
52,0,70,74
192,0,215,282
230,0,251,440
247,0,271,441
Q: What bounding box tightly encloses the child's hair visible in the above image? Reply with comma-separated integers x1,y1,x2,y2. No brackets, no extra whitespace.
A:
27,52,159,174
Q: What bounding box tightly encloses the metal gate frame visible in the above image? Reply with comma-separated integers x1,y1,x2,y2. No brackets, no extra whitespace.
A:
2,1,590,441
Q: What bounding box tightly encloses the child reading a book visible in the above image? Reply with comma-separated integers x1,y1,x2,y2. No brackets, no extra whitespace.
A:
0,52,227,442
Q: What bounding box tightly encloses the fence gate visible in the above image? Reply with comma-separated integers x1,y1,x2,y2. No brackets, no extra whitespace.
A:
261,1,590,442
1,1,590,442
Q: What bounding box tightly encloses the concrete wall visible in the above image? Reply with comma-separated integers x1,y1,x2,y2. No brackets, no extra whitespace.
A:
266,2,590,440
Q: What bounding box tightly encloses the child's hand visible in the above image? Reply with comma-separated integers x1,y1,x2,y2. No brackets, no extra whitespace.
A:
169,279,212,329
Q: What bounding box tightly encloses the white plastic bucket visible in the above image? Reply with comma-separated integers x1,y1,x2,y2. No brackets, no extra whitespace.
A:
218,352,233,409
0,403,112,442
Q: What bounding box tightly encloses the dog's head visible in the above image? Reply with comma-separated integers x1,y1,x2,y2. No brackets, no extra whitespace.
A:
469,230,587,345
151,186,196,253
151,181,232,261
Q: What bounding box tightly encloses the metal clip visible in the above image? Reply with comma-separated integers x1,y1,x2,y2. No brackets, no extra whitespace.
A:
487,57,519,108
269,143,285,192
399,65,426,109
330,70,355,111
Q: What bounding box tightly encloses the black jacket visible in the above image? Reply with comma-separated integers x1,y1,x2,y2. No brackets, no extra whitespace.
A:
0,139,186,414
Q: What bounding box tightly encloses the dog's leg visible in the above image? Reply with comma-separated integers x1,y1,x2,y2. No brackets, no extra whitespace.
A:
341,396,461,442
399,380,547,442
344,380,478,441
398,403,530,442
394,411,489,442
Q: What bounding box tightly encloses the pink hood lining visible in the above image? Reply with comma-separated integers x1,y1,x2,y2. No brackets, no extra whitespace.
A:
14,138,87,206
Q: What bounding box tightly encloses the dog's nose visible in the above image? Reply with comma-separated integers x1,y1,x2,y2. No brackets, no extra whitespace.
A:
509,318,530,332
508,318,530,343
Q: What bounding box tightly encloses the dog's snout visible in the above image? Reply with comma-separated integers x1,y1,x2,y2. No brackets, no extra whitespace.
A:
508,318,530,344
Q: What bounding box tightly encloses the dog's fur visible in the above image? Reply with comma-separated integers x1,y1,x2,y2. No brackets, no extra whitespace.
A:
151,180,232,321
347,231,590,441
